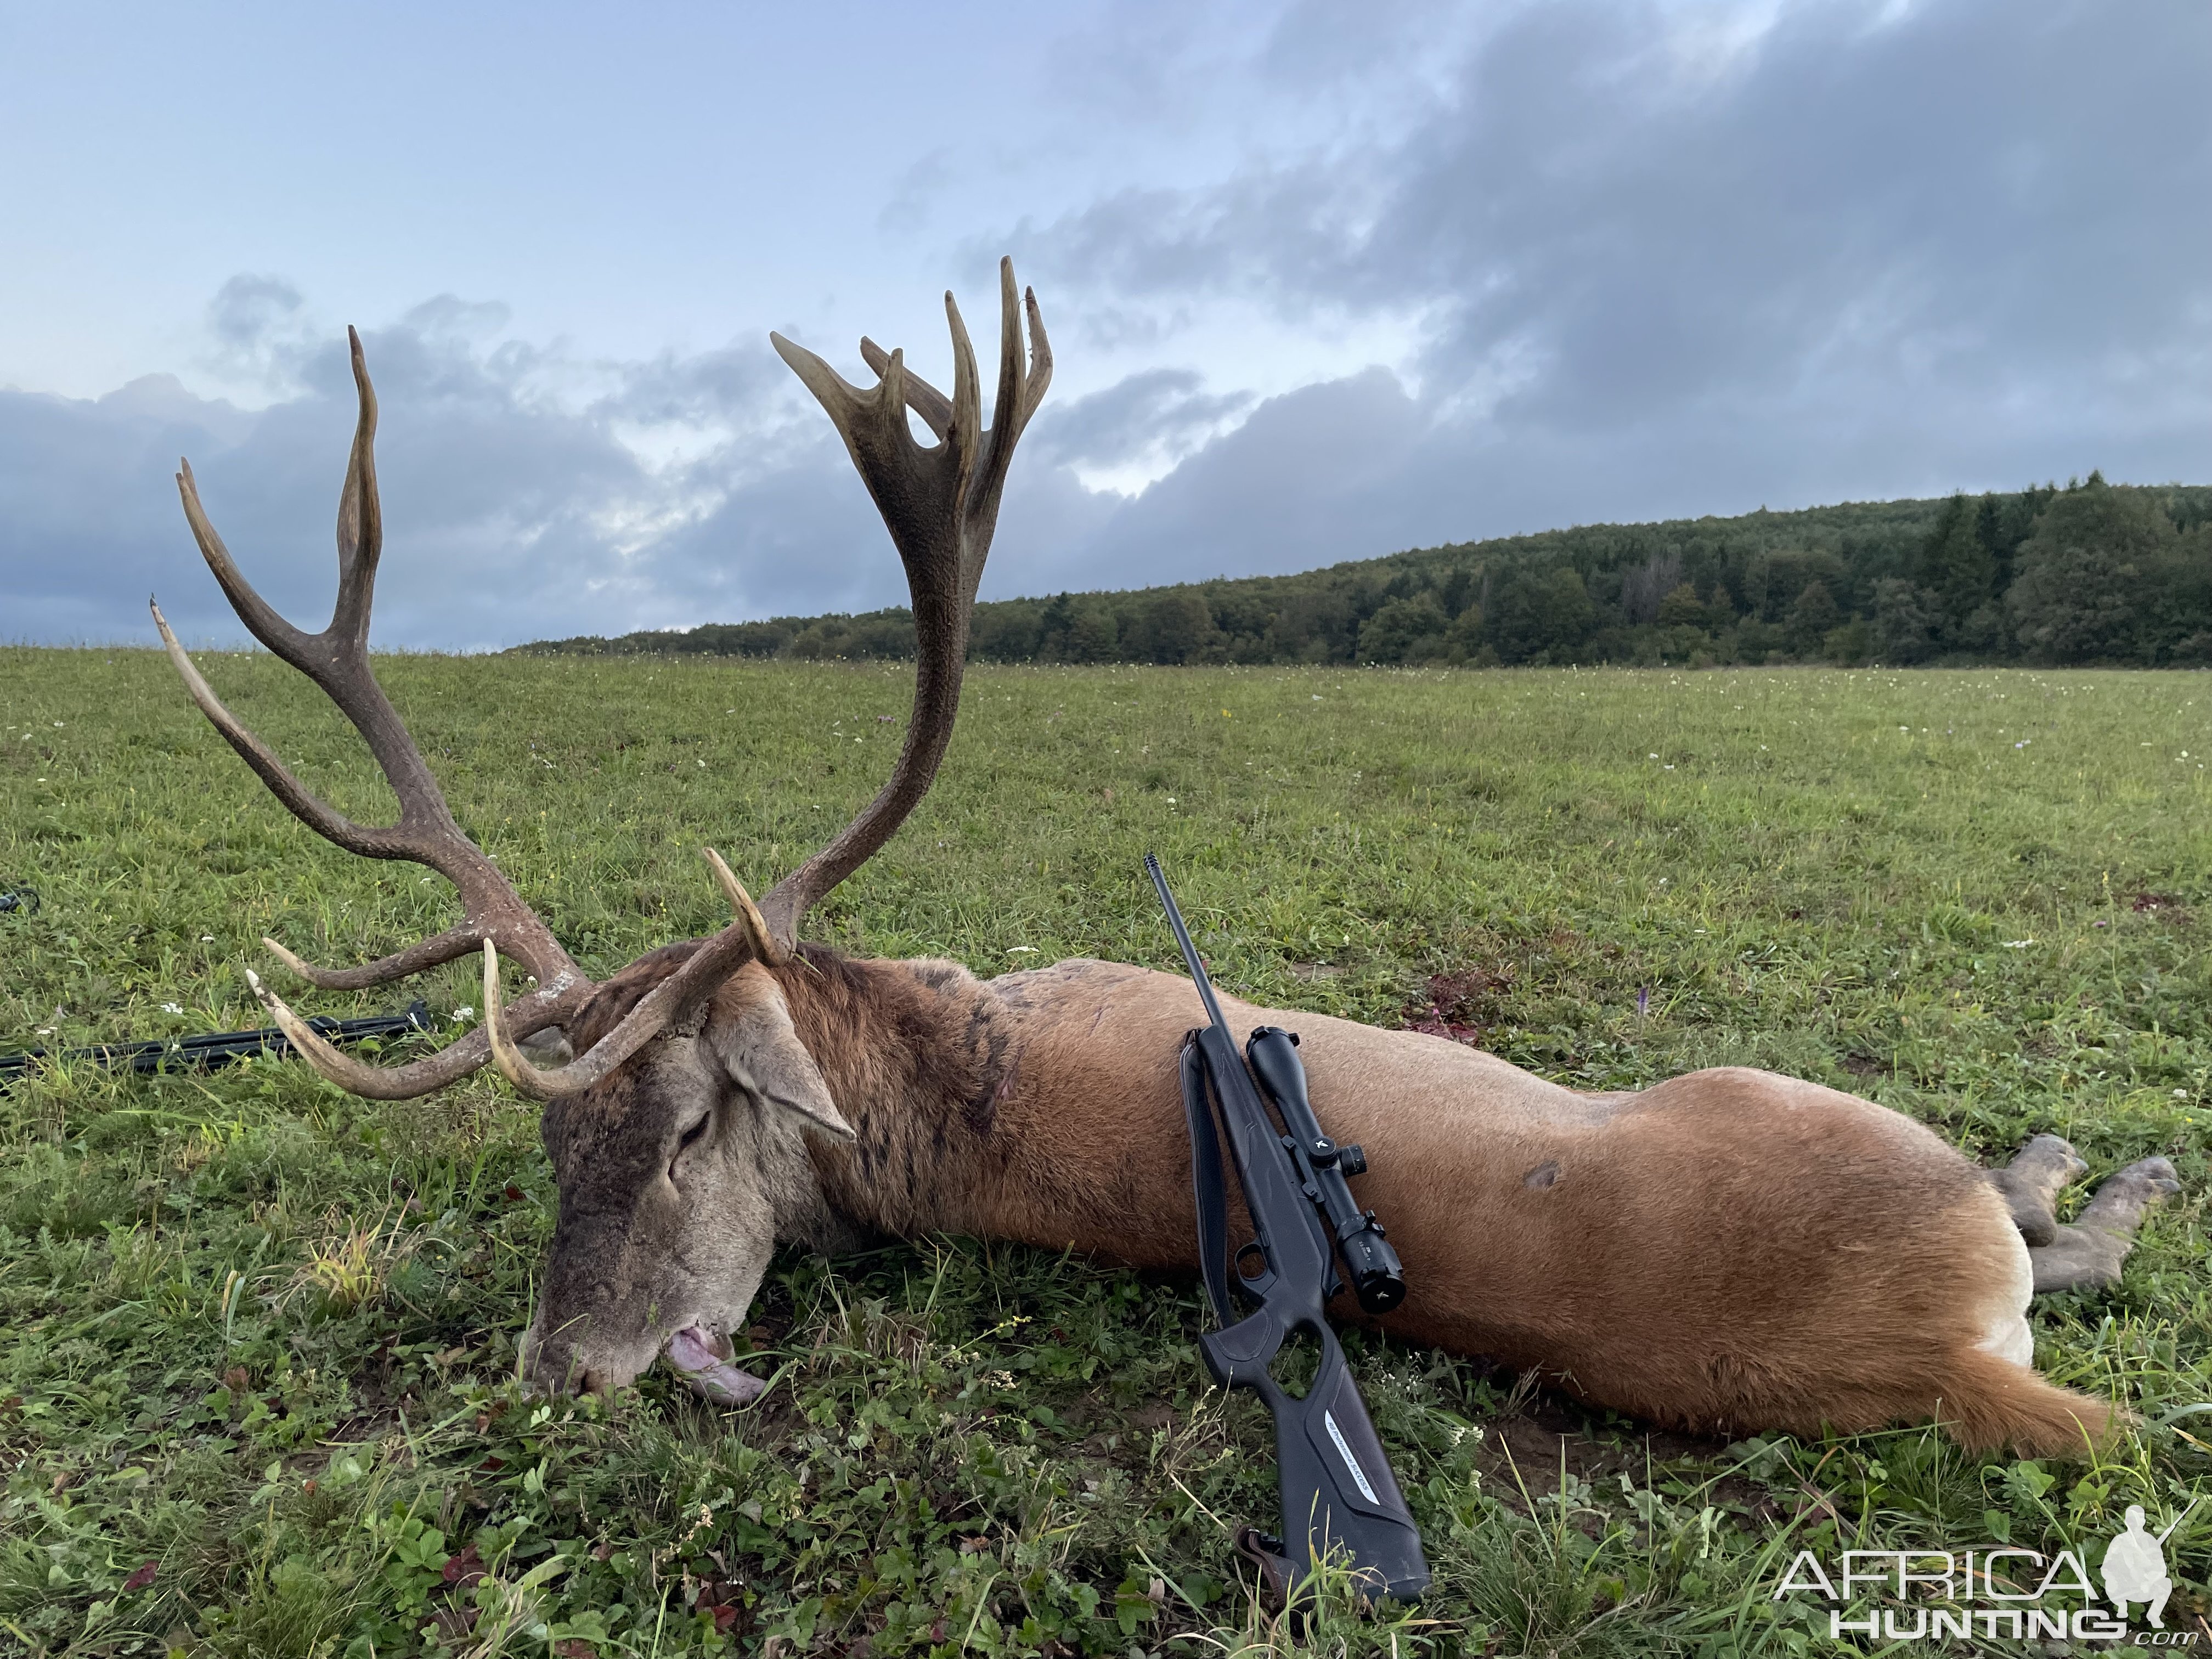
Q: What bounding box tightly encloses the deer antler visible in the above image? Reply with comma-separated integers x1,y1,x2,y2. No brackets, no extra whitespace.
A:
171,265,1047,1105
479,259,1051,1098
155,328,591,1098
760,256,1051,947
479,851,782,1099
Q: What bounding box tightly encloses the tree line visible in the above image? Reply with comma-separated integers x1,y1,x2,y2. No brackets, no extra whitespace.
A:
520,475,2212,669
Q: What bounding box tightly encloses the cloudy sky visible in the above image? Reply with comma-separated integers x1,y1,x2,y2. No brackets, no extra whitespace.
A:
3,0,2205,649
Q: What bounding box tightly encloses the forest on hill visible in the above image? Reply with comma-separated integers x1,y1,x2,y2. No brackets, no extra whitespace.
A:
521,475,2212,669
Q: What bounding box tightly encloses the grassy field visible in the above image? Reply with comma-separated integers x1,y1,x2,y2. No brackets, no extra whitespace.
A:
2,648,2208,1657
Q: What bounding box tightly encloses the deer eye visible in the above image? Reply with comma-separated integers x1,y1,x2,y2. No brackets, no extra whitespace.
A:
670,1114,711,1177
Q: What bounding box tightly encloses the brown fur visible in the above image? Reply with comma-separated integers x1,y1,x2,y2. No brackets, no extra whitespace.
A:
554,946,2112,1457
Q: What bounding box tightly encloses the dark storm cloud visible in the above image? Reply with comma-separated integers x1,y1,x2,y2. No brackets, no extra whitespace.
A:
0,302,1265,646
5,319,654,650
1006,0,2212,575
1027,369,1255,472
1,375,257,644
2,311,903,650
1043,369,1429,590
6,0,2207,647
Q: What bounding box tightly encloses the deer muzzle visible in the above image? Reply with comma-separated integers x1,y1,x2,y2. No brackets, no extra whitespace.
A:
664,1325,769,1406
523,1317,767,1406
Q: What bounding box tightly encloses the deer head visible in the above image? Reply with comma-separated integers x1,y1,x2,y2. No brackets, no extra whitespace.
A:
156,261,1051,1398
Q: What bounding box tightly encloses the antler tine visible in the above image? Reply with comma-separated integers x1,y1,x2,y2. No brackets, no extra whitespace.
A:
988,260,1025,458
151,598,395,861
261,923,487,991
483,918,765,1097
171,328,387,671
967,260,1052,532
245,964,572,1102
161,330,592,1097
1017,283,1054,430
853,263,1051,458
484,851,792,1099
175,463,314,667
859,337,953,439
330,327,383,647
756,262,1049,950
945,289,984,512
702,848,787,966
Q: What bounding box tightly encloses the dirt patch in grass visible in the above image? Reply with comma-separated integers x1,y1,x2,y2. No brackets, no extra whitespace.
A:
1403,965,1514,1043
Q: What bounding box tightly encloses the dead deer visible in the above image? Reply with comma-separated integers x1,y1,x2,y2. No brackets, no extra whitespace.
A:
153,260,2179,1458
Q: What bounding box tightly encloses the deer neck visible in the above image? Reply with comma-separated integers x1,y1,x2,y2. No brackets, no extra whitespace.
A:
772,948,1043,1245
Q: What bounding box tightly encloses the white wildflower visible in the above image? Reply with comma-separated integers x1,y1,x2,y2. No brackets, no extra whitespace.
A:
452,1006,476,1024
161,1002,183,1014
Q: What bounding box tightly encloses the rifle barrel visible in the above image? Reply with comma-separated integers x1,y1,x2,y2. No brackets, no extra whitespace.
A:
1145,854,1229,1032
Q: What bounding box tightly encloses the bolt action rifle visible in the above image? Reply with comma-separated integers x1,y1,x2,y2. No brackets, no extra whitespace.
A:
0,1002,433,1092
1146,854,1430,1606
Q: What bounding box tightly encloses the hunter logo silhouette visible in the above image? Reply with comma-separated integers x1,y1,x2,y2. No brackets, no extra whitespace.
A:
2102,1499,2197,1629
1771,1497,2205,1643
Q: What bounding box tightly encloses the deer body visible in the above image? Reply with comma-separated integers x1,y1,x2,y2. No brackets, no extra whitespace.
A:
543,944,2094,1455
154,263,2176,1462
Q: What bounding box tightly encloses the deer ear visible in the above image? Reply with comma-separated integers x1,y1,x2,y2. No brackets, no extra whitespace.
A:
709,972,856,1143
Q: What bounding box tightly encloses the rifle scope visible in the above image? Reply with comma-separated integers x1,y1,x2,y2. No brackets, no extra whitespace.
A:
1246,1025,1407,1316
1144,854,1407,1317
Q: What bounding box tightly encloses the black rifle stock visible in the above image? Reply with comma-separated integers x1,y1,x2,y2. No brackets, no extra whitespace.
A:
1148,854,1430,1605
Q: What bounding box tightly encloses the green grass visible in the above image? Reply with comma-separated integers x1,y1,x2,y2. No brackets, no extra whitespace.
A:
2,650,2208,1657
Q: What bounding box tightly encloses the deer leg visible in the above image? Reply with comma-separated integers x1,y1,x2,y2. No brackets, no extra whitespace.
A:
2028,1157,2181,1296
1991,1133,2087,1246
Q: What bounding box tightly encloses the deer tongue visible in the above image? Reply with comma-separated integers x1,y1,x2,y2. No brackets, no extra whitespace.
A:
665,1325,766,1407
